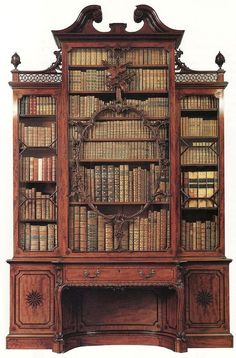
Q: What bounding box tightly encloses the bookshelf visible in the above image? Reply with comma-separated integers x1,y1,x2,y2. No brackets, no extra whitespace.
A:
7,4,233,353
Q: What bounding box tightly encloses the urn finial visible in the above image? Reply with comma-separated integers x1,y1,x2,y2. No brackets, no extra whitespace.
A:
11,52,21,70
215,51,225,69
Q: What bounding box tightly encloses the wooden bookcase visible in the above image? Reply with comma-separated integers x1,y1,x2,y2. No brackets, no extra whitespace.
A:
7,5,233,352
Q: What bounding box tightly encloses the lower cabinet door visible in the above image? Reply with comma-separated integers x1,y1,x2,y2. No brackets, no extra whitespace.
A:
10,264,55,333
185,266,229,333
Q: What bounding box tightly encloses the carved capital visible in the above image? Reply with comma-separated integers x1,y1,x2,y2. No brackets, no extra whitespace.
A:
55,264,63,288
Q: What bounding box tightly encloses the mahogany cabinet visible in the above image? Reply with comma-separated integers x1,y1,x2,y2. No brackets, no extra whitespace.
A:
7,4,233,352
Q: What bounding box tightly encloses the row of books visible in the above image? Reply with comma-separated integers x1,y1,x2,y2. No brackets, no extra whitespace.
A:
20,188,57,220
20,223,57,251
69,206,170,252
20,96,56,116
69,68,168,91
69,69,108,91
71,164,168,203
79,141,160,160
181,117,218,137
181,171,218,208
68,48,169,66
19,123,56,147
20,156,56,182
181,96,218,110
181,216,218,251
128,69,168,91
70,95,169,118
181,142,217,165
69,120,168,140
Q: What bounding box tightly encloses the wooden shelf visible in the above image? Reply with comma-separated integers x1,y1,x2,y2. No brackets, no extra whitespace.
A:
20,219,57,223
69,90,169,95
181,136,218,141
78,159,160,163
181,108,218,112
181,164,217,169
69,201,169,206
19,146,56,154
82,138,160,142
69,64,169,70
19,114,56,119
181,207,218,211
20,181,57,184
69,116,169,121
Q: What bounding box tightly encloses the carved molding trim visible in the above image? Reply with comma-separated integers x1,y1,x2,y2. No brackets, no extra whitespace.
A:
175,49,220,83
55,264,63,288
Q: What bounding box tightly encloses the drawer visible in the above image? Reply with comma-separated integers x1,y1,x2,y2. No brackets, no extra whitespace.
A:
64,265,177,285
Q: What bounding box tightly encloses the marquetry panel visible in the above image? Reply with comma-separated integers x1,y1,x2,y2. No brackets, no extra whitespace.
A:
12,268,55,332
185,269,227,332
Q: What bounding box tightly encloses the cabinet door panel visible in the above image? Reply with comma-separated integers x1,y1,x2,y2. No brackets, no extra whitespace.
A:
13,268,55,332
185,269,227,332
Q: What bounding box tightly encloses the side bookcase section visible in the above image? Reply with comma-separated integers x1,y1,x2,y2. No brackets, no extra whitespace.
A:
18,95,58,253
180,95,220,253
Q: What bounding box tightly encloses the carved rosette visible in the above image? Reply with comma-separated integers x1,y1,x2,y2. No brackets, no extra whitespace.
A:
26,290,43,309
196,289,213,309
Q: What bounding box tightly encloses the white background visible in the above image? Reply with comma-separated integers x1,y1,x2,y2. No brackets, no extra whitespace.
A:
0,0,236,357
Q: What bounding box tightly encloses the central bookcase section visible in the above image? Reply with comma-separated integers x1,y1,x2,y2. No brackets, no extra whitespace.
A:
68,47,170,253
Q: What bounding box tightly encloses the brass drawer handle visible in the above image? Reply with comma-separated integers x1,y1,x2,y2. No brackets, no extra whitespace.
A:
83,269,100,279
139,269,156,279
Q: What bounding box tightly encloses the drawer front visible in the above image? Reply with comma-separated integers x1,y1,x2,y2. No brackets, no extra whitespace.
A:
64,265,176,285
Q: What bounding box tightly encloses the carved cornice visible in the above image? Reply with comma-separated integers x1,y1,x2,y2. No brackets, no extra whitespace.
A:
134,5,184,46
52,5,184,48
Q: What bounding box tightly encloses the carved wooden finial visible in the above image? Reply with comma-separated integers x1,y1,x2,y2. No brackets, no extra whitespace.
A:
175,49,190,72
11,52,21,70
215,51,225,69
102,49,135,102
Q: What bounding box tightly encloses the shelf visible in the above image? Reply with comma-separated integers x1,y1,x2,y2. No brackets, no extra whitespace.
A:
181,108,218,113
181,164,218,169
69,90,169,95
181,136,218,141
20,219,57,223
19,146,56,154
181,207,218,211
69,64,169,70
20,181,57,184
69,116,170,122
19,115,56,119
69,201,169,206
78,159,160,163
82,138,160,142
